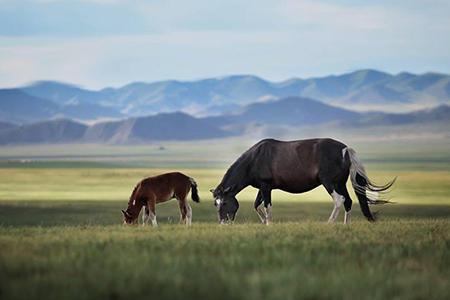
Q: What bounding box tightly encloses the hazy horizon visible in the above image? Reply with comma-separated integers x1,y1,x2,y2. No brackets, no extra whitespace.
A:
4,68,450,91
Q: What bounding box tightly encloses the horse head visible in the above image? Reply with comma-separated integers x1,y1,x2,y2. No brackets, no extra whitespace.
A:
210,187,239,224
121,199,142,225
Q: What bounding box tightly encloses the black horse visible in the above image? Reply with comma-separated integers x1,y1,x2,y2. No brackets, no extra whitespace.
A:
211,138,395,224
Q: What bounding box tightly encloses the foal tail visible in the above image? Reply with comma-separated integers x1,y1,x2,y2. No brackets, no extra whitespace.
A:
346,148,396,221
189,177,201,203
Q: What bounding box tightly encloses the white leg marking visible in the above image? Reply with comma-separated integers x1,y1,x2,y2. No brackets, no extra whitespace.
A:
328,190,345,223
186,203,192,226
265,204,272,226
255,206,267,223
344,210,352,224
150,212,157,226
142,207,149,226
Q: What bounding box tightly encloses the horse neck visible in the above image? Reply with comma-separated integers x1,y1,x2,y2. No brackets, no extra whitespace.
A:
219,156,250,196
127,202,144,219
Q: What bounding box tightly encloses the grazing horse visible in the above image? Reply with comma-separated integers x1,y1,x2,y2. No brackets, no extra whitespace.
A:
211,138,395,225
121,172,200,226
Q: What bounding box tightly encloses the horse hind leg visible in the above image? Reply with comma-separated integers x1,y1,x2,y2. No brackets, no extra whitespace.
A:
178,198,188,225
186,202,192,226
328,190,345,223
340,184,353,224
320,169,347,223
322,181,345,223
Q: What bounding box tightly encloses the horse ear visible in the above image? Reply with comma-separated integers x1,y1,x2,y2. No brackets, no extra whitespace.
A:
210,189,215,194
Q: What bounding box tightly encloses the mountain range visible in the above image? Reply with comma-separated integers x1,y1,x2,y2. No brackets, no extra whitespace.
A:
1,69,448,125
0,96,448,145
0,89,122,124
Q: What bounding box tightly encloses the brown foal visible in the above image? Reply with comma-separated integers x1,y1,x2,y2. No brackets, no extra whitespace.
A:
121,172,200,226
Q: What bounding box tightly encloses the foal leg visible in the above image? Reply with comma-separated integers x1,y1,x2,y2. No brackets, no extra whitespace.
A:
253,190,266,223
148,198,157,226
178,198,188,225
185,202,192,226
142,201,150,226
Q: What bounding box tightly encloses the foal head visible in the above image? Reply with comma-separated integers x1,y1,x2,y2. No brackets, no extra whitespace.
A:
211,187,239,224
121,198,143,225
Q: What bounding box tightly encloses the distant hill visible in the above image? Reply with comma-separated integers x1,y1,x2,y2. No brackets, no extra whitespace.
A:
345,105,450,127
17,70,450,118
227,97,361,126
0,89,61,123
83,112,232,144
0,88,123,124
0,97,447,145
0,119,88,145
0,121,17,131
22,81,107,105
0,112,232,145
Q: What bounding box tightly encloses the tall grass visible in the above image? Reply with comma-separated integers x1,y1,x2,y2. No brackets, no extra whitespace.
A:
1,220,449,300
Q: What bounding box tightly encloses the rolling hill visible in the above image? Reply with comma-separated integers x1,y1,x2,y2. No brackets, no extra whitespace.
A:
227,97,361,126
0,112,232,145
0,119,88,145
0,96,447,145
16,70,450,119
0,88,123,124
0,89,61,123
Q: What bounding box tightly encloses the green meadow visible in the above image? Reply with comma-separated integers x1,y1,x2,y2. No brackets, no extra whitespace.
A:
0,139,449,299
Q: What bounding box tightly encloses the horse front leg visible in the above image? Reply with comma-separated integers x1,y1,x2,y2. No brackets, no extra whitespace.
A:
148,199,157,226
262,188,273,226
253,190,266,224
142,204,150,226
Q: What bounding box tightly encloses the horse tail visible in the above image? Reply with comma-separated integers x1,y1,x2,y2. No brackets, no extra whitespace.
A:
189,177,201,203
345,147,396,221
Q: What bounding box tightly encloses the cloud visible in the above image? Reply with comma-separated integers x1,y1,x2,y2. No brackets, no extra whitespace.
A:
276,0,418,30
20,0,117,3
1,26,448,89
0,1,448,88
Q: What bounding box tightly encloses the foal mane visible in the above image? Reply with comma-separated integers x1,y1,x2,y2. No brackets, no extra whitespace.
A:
127,181,142,207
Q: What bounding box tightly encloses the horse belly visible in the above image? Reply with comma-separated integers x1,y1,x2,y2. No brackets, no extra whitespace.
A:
273,158,321,194
276,175,321,193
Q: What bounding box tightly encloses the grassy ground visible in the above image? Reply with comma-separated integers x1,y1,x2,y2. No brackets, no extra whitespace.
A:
1,219,450,300
1,198,450,300
0,140,449,299
0,168,449,204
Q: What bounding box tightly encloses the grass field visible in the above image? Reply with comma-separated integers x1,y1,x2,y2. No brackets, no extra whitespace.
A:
1,140,450,299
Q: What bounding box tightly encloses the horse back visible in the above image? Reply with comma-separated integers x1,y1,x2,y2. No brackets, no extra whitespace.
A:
248,138,346,192
139,172,191,203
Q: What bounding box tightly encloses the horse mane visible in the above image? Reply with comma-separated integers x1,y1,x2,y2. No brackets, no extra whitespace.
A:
127,181,142,207
216,148,252,195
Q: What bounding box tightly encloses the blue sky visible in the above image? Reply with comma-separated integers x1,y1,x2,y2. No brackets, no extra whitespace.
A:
0,0,449,89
